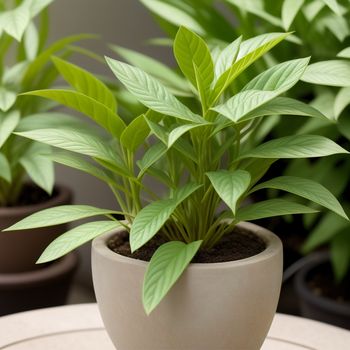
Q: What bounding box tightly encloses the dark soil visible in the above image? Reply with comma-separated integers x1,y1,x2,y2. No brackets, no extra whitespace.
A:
108,226,266,263
7,183,56,207
307,262,350,304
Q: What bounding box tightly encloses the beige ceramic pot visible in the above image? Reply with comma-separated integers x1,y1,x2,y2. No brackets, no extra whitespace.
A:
92,222,283,350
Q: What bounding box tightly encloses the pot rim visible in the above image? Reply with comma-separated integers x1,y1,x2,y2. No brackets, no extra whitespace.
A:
0,252,78,289
92,221,282,270
0,184,72,217
295,252,350,315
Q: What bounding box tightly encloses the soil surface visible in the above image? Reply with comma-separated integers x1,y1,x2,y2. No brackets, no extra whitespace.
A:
108,225,266,263
307,263,350,304
7,183,56,207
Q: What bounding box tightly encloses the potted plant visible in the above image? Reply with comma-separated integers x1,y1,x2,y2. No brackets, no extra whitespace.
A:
0,0,93,314
6,28,349,349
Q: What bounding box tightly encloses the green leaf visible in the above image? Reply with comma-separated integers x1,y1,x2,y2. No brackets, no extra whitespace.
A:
0,110,20,148
15,128,119,165
0,87,16,112
302,0,325,21
24,21,39,60
137,142,168,178
106,57,203,123
236,199,318,222
210,32,289,104
143,240,202,314
174,27,214,96
139,0,205,35
321,0,341,15
302,60,350,87
334,87,350,119
212,90,278,123
110,45,190,96
5,205,119,231
52,56,117,111
241,158,276,186
19,143,54,194
243,58,310,93
168,123,207,148
120,115,150,152
130,183,201,252
207,170,251,214
241,97,329,121
282,0,305,30
22,89,125,138
51,151,113,184
337,47,350,58
28,0,54,17
214,36,242,81
303,212,349,253
331,229,350,282
0,152,11,182
251,176,348,220
37,221,122,263
240,135,348,159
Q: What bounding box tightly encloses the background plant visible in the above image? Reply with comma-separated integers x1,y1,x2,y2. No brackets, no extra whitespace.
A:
6,28,349,313
137,0,350,282
0,0,94,206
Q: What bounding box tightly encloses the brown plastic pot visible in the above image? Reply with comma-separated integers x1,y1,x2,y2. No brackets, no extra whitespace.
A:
0,184,72,273
92,222,283,350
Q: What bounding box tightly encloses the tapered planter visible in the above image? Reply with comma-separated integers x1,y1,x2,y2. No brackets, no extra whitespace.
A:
0,184,77,315
295,252,350,329
0,184,72,273
92,222,283,350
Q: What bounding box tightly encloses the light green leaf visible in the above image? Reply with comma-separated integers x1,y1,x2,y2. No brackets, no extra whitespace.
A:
28,0,54,17
282,0,305,30
240,135,348,159
120,114,150,151
243,58,310,93
0,87,16,112
241,158,276,186
22,89,125,138
174,27,214,96
51,151,113,184
19,143,54,194
5,205,119,231
303,212,349,253
251,176,348,220
110,45,190,96
0,110,20,148
322,0,341,15
334,87,350,119
242,97,329,121
143,240,201,314
236,199,318,222
106,57,203,123
24,21,39,60
212,90,278,123
0,152,11,182
37,221,122,263
211,33,289,104
207,170,251,214
302,60,350,87
137,142,168,178
168,123,206,148
303,0,325,21
15,128,119,165
2,62,29,85
52,57,117,111
320,14,349,42
139,0,205,34
337,47,350,58
130,183,201,252
331,229,350,282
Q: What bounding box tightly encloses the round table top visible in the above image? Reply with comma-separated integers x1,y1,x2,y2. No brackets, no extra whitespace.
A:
0,304,349,349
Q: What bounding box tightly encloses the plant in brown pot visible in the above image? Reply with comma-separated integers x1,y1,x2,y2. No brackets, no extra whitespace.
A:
0,0,94,314
7,28,349,349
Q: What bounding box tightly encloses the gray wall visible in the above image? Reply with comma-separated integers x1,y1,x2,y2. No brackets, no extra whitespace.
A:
48,0,168,287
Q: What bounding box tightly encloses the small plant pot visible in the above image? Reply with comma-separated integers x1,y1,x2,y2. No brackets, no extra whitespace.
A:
0,252,78,316
0,184,72,273
294,252,350,329
92,222,283,350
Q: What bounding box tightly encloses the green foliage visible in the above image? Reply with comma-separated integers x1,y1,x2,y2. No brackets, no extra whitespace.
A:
6,28,348,313
0,0,93,206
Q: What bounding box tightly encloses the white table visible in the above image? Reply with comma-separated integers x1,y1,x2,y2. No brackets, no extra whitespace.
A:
0,304,349,349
